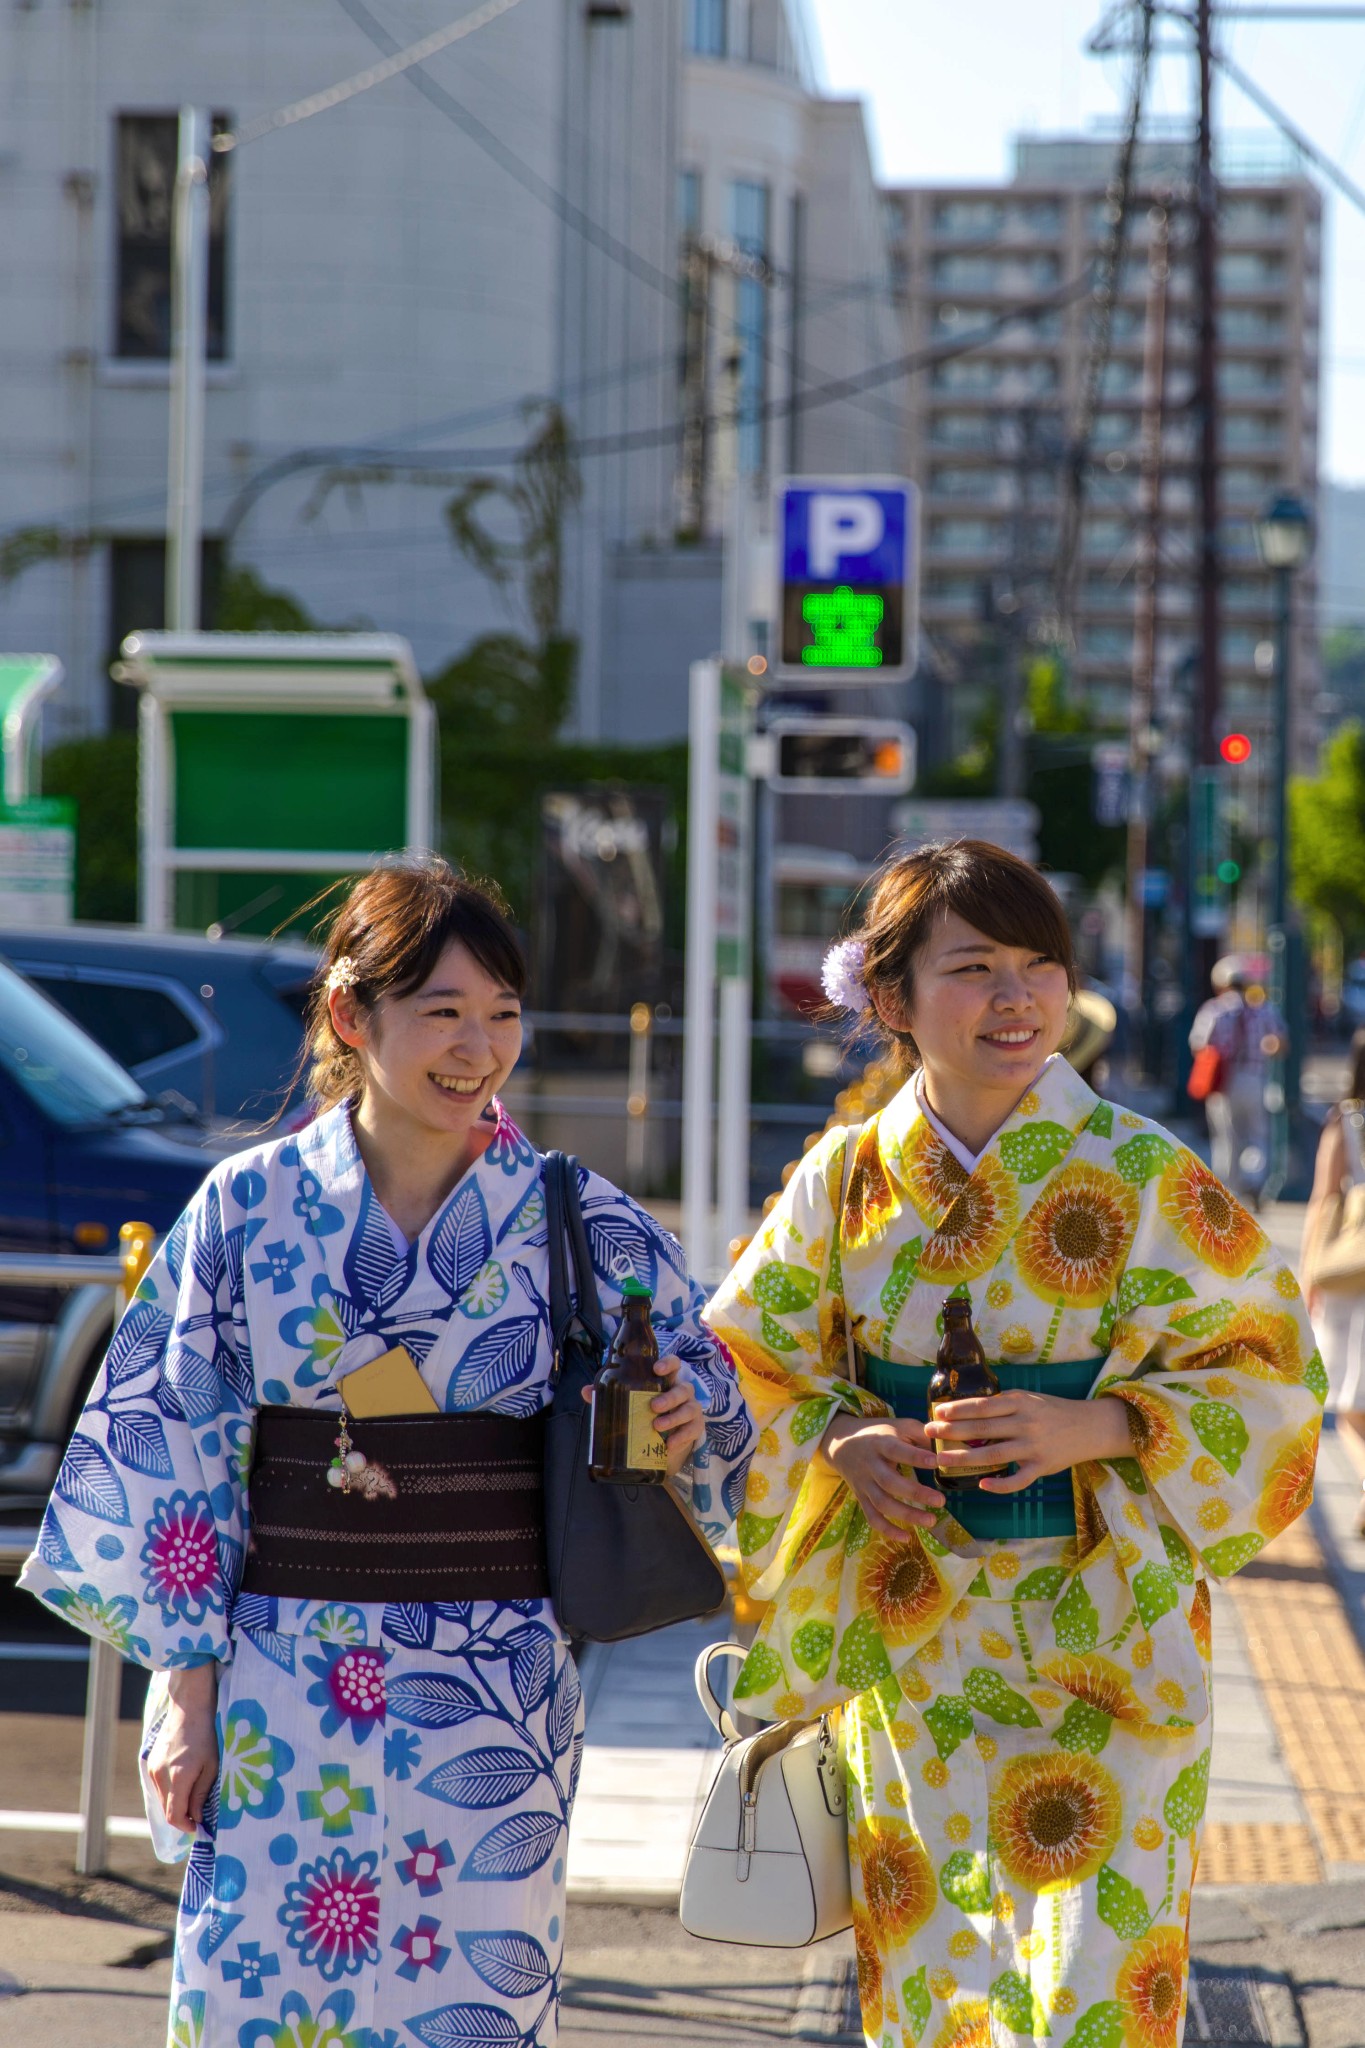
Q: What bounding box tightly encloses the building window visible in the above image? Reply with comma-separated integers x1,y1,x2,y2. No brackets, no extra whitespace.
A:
687,0,727,56
115,112,231,361
932,199,1002,240
678,169,702,236
107,536,222,728
730,179,769,478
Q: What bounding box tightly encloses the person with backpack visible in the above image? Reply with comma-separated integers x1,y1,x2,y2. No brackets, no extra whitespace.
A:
1187,958,1287,1207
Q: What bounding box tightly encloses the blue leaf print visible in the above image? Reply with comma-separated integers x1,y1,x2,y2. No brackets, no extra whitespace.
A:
410,2005,521,2048
458,1810,560,1882
456,1930,553,2000
165,1208,189,1288
241,1627,295,1674
418,1747,540,1810
104,1303,172,1388
709,1412,755,1460
546,1665,579,1760
500,1180,544,1240
37,1509,81,1573
491,1384,547,1420
503,1624,555,1714
428,1181,493,1301
53,1436,130,1526
445,1317,539,1409
344,1185,414,1313
723,1466,748,1522
387,1673,484,1729
163,1343,222,1425
231,1592,277,1635
586,1209,655,1293
568,1732,585,1804
432,1601,474,1630
106,1409,175,1478
382,1601,437,1650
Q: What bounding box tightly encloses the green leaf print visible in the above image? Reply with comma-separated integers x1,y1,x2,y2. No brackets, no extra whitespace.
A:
1190,1399,1249,1476
752,1262,822,1315
815,1497,855,1551
966,1568,992,1598
846,1505,873,1554
1159,1524,1195,1584
790,1621,835,1681
1053,1575,1100,1653
1132,1561,1180,1629
1014,1565,1068,1601
900,1966,931,2043
1117,1267,1197,1315
990,1969,1051,2038
760,1311,799,1352
922,1695,974,1760
1204,1530,1264,1576
736,1510,782,1558
1169,1298,1234,1341
1068,2002,1124,2048
1090,1299,1117,1351
1163,1747,1211,1833
1113,1132,1177,1185
1096,1863,1152,1939
791,1398,834,1445
962,1667,1041,1727
1087,1102,1115,1139
1305,1349,1329,1405
999,1121,1074,1182
1110,1457,1148,1495
733,1642,784,1700
938,1850,991,1913
835,1611,891,1694
1053,1699,1112,1754
879,1238,922,1322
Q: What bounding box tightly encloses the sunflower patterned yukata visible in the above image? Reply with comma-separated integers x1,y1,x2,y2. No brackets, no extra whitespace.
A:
704,1054,1320,2048
20,1100,753,2048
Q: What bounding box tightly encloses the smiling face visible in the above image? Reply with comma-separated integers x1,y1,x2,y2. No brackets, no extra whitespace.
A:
880,908,1072,1123
328,938,524,1145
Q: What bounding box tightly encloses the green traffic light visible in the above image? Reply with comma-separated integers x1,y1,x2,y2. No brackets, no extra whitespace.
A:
1216,859,1240,885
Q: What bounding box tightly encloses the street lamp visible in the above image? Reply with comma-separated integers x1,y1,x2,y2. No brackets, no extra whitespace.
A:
1253,489,1313,1193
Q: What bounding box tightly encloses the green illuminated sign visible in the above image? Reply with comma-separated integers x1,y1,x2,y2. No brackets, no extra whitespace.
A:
800,585,885,668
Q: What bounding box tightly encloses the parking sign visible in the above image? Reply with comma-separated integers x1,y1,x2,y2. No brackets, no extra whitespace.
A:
776,476,917,682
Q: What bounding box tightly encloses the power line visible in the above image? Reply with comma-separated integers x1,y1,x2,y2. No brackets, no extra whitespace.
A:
214,0,530,154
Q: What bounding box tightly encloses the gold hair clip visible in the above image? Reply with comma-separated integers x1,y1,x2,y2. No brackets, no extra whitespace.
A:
326,956,359,994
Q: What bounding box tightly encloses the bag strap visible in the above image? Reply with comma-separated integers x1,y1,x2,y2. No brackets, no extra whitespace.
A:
544,1151,607,1384
839,1124,862,1387
1343,1105,1365,1188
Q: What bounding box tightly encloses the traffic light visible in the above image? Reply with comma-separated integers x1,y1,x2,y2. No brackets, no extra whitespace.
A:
1220,732,1253,765
768,718,916,794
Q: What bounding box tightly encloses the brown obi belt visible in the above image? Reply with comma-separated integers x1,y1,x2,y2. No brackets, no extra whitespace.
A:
241,1405,548,1603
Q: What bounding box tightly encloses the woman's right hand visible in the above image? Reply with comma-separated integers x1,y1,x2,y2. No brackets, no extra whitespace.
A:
819,1412,945,1536
147,1662,220,1834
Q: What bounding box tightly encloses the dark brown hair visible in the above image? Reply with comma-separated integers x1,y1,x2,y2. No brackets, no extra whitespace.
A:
303,856,527,1109
1346,1027,1365,1107
850,838,1076,1073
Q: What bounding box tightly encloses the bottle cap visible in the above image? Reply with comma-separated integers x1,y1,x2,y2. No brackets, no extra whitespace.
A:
620,1277,652,1300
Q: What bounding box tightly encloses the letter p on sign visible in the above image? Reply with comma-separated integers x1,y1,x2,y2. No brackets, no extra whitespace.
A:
807,493,885,579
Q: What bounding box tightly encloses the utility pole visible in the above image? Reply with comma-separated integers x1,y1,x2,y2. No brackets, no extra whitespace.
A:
165,107,210,631
1191,0,1223,999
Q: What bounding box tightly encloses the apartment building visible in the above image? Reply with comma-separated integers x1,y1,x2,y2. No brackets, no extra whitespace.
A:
884,137,1322,808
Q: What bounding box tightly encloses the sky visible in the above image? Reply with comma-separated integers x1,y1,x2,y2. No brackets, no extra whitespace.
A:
805,0,1365,488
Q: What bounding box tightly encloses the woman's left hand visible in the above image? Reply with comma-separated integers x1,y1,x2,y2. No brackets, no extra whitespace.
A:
578,1355,707,1473
925,1390,1135,1492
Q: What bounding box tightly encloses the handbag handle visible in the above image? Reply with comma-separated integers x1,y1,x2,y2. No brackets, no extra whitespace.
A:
694,1640,748,1743
544,1151,607,1384
839,1124,862,1388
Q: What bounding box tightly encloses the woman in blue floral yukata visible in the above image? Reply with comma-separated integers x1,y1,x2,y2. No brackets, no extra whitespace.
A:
20,856,754,2048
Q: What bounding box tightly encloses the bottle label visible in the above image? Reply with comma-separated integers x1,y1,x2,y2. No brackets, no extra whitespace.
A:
625,1390,670,1474
930,1399,1009,1478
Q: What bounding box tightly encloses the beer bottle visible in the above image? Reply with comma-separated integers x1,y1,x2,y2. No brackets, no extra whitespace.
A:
927,1297,1009,1491
588,1277,670,1485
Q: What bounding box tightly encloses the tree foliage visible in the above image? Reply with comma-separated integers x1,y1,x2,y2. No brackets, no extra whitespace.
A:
1290,721,1365,953
41,733,139,921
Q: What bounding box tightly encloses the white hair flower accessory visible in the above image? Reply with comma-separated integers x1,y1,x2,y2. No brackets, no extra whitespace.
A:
821,938,867,1012
326,955,359,994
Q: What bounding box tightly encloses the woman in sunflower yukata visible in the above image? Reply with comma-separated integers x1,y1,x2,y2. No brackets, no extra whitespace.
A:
20,857,752,2048
705,840,1320,2048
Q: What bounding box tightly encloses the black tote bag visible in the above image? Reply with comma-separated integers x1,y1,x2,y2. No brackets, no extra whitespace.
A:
541,1151,727,1642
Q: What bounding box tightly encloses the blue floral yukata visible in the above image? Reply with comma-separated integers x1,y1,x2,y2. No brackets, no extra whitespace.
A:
20,1101,754,2048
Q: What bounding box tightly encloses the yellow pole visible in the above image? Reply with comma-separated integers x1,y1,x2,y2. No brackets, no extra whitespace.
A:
119,1220,155,1309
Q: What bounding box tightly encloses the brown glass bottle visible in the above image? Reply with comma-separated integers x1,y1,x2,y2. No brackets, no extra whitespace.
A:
588,1277,670,1484
927,1297,1009,1491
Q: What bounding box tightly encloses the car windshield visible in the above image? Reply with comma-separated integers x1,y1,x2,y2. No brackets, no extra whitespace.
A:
0,960,149,1126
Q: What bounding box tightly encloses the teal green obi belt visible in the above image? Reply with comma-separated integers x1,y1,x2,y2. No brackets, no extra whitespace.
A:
861,1355,1104,1542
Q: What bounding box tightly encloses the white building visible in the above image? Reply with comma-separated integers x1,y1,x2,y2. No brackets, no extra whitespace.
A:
0,0,898,751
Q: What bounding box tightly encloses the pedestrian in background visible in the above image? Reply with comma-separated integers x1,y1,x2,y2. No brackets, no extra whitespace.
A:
1302,1026,1365,1536
1188,957,1288,1208
19,855,752,2048
708,839,1319,2048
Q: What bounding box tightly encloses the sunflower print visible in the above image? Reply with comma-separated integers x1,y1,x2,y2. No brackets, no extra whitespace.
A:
989,1750,1123,1891
917,1155,1019,1283
1157,1152,1267,1277
704,1052,1320,2048
843,1132,897,1250
1014,1161,1139,1307
855,1816,936,1947
1116,1926,1187,2048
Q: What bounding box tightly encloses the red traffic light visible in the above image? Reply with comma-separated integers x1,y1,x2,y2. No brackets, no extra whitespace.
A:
1219,732,1253,765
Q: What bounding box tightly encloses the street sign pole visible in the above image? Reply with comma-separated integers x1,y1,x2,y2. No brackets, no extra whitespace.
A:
166,107,210,633
682,660,720,1280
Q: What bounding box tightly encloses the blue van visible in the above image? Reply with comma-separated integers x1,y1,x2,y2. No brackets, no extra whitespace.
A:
0,959,230,1524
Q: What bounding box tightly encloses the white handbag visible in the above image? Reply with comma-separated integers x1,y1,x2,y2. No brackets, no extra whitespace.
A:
678,1642,852,1948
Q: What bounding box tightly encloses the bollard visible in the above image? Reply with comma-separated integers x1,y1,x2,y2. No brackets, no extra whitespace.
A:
75,1221,154,1876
